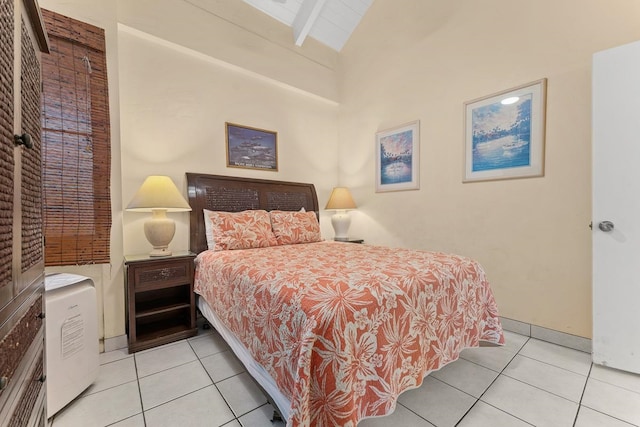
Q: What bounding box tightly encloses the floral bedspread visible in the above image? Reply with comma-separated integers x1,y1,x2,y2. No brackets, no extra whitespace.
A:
194,241,504,427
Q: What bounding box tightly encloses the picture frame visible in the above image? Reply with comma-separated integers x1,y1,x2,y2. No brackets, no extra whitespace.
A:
226,122,278,171
375,121,420,192
463,78,547,182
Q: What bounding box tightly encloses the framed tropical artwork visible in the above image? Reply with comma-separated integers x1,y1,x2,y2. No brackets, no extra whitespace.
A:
464,79,547,182
375,120,420,192
226,122,278,171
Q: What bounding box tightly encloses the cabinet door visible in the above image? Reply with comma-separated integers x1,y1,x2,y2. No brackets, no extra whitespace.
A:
0,0,16,314
16,0,45,296
0,0,47,326
0,0,48,424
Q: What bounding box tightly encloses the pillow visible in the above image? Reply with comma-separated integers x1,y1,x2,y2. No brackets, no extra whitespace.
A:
270,210,322,245
203,209,278,251
203,209,216,250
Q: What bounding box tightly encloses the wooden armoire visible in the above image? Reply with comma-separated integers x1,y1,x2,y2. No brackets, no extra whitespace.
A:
0,0,49,425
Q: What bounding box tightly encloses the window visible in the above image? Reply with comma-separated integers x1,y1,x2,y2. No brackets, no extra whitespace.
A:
41,9,111,266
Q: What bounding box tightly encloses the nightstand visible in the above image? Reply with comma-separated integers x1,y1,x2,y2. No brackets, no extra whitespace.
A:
124,251,197,353
334,238,364,244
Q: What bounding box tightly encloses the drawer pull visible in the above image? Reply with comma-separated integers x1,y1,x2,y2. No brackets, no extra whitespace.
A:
0,376,8,390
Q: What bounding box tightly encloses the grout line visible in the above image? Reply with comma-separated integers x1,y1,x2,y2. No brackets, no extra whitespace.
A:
572,362,593,427
132,353,148,427
487,365,583,405
458,401,536,427
514,352,591,377
191,330,242,424
585,370,640,396
454,336,530,425
393,401,432,425
571,365,640,426
81,378,138,399
131,354,147,427
99,351,133,367
141,383,213,413
134,342,200,379
104,413,144,427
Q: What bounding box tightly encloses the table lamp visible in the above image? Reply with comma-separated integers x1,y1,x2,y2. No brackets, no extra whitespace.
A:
126,175,192,256
325,187,357,241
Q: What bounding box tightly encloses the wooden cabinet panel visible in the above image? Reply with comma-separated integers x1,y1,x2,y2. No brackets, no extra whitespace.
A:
0,0,15,313
0,0,48,425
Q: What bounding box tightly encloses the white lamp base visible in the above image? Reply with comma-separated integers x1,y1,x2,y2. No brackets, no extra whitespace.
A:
148,247,172,257
144,209,176,257
331,210,351,241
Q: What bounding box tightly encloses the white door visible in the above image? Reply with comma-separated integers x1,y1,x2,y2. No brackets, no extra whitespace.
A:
592,40,640,374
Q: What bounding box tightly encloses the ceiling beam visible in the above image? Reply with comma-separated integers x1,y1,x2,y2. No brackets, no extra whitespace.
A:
292,0,327,47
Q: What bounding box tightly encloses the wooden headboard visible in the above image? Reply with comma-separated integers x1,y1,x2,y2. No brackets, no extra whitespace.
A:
186,173,319,254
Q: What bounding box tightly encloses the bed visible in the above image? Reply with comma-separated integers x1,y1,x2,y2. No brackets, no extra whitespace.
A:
187,172,504,427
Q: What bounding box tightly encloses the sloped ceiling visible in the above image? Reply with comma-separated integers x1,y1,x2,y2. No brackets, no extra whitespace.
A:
242,0,373,51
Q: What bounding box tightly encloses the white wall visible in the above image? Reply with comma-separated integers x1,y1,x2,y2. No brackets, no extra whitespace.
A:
338,0,640,338
116,0,339,102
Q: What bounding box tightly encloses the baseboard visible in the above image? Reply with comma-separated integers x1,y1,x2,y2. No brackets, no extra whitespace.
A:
500,317,592,354
103,334,128,352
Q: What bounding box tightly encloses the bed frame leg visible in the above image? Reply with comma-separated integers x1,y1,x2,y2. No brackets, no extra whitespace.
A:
272,409,283,423
196,307,211,330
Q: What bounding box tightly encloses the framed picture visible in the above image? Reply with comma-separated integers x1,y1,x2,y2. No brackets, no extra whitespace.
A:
463,78,547,182
375,121,420,192
226,122,278,171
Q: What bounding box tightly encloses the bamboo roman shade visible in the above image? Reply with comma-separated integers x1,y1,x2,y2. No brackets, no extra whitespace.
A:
41,9,111,266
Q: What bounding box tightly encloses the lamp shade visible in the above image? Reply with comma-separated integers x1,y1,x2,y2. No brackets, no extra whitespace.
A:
126,176,191,257
324,187,357,210
126,176,192,212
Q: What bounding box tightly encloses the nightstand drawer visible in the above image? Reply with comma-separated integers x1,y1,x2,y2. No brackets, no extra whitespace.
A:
130,261,191,292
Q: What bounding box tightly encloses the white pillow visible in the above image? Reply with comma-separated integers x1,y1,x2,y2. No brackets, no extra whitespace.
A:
203,209,216,250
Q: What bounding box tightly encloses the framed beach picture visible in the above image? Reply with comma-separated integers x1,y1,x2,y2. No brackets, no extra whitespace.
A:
226,122,278,171
375,121,420,192
463,79,547,182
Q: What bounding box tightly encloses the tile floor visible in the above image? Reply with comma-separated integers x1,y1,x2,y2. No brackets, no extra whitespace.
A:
50,323,640,427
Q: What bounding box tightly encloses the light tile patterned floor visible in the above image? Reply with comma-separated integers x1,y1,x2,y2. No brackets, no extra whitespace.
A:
50,325,640,427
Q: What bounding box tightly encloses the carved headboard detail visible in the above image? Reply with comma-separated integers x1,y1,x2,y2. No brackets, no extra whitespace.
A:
186,173,319,254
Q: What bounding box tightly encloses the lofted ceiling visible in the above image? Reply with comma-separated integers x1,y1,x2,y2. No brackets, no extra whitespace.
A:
242,0,373,51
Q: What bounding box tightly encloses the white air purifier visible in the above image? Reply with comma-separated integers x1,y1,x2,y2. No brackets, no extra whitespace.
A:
44,273,99,418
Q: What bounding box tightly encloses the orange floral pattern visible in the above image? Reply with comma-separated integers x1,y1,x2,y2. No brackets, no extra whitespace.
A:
194,241,504,426
204,210,278,251
270,210,322,245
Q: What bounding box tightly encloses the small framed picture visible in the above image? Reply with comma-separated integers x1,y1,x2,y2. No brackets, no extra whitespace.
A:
375,120,420,192
464,79,547,182
226,122,278,171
